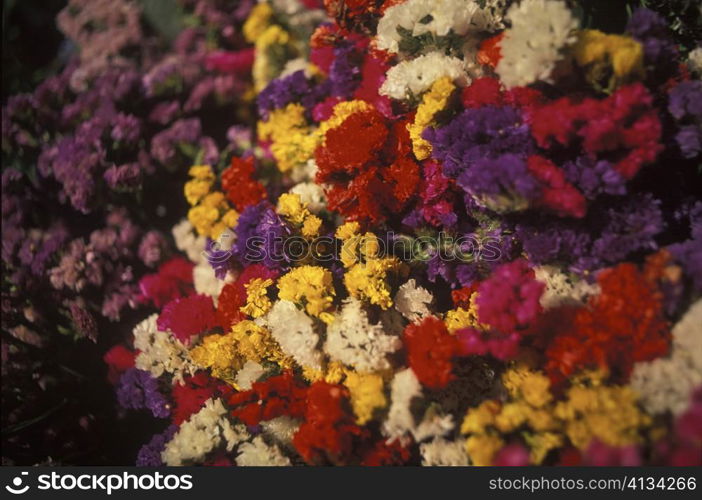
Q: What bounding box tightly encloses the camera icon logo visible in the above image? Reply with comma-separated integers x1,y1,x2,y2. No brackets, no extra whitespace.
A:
5,472,29,495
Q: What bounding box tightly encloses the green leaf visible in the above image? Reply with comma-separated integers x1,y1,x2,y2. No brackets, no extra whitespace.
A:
140,0,185,43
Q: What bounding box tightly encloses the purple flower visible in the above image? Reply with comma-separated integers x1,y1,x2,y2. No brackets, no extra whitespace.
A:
423,106,534,178
563,157,627,198
138,231,169,268
136,425,178,466
117,368,171,419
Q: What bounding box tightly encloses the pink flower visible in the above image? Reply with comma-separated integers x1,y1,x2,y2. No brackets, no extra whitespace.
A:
157,294,217,344
204,49,255,74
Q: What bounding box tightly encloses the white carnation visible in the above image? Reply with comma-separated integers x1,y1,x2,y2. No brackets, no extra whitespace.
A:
394,279,433,322
496,0,578,88
289,158,319,184
376,0,505,54
133,314,196,384
324,298,401,372
268,300,324,370
162,398,249,465
261,416,301,448
631,300,702,416
420,437,470,466
380,52,469,100
236,436,292,466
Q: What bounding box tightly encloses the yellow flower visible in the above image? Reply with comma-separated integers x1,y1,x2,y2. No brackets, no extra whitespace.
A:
241,278,274,318
190,332,243,384
187,190,239,240
344,371,387,425
318,100,373,137
253,25,294,92
408,77,456,160
525,432,564,465
445,302,482,333
301,215,322,238
573,30,644,90
184,165,216,206
277,193,308,225
302,361,347,384
258,104,319,172
465,434,504,466
230,320,293,370
243,2,273,42
343,257,404,309
461,400,502,435
554,384,650,449
277,265,336,323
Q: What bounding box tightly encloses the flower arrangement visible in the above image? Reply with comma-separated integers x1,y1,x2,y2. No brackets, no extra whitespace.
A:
3,0,701,466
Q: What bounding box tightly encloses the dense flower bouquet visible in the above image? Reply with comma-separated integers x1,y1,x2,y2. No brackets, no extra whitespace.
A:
4,0,702,466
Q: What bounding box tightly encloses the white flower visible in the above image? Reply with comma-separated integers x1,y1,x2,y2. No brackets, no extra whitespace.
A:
394,279,433,322
172,219,206,264
268,300,324,370
261,416,301,448
235,360,267,390
236,436,292,466
324,298,401,372
496,0,579,88
289,181,327,214
376,0,505,54
380,52,469,100
193,261,228,303
133,314,196,384
289,158,319,184
383,368,454,442
688,47,702,76
420,437,470,466
162,398,249,465
534,265,599,309
630,299,702,416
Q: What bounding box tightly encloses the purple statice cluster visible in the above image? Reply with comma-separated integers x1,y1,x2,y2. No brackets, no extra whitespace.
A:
2,0,257,345
136,425,178,467
667,80,702,159
233,202,291,271
117,368,171,419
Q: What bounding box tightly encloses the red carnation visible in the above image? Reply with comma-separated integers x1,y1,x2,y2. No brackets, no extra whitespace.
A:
222,156,267,211
138,257,195,308
229,372,307,426
157,294,218,345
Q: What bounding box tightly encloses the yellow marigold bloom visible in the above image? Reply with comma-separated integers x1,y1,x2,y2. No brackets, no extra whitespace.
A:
525,432,564,465
190,332,243,384
241,278,274,318
494,402,530,433
461,400,502,435
344,372,387,425
574,30,644,90
187,191,238,240
188,204,220,238
221,209,239,230
189,165,215,181
230,320,293,370
278,265,336,323
554,384,650,449
502,367,553,408
409,77,456,160
343,257,404,309
258,104,319,172
243,2,273,42
465,434,504,466
301,215,322,238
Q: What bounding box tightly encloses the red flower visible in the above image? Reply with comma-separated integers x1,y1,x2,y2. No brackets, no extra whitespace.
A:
477,33,503,68
527,155,586,218
222,156,267,211
530,83,662,180
544,262,670,383
461,77,503,108
360,438,412,466
216,264,279,329
104,345,136,384
403,317,463,389
316,109,420,224
204,49,254,74
292,382,366,465
138,257,194,308
228,371,307,426
172,372,226,425
157,294,218,345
